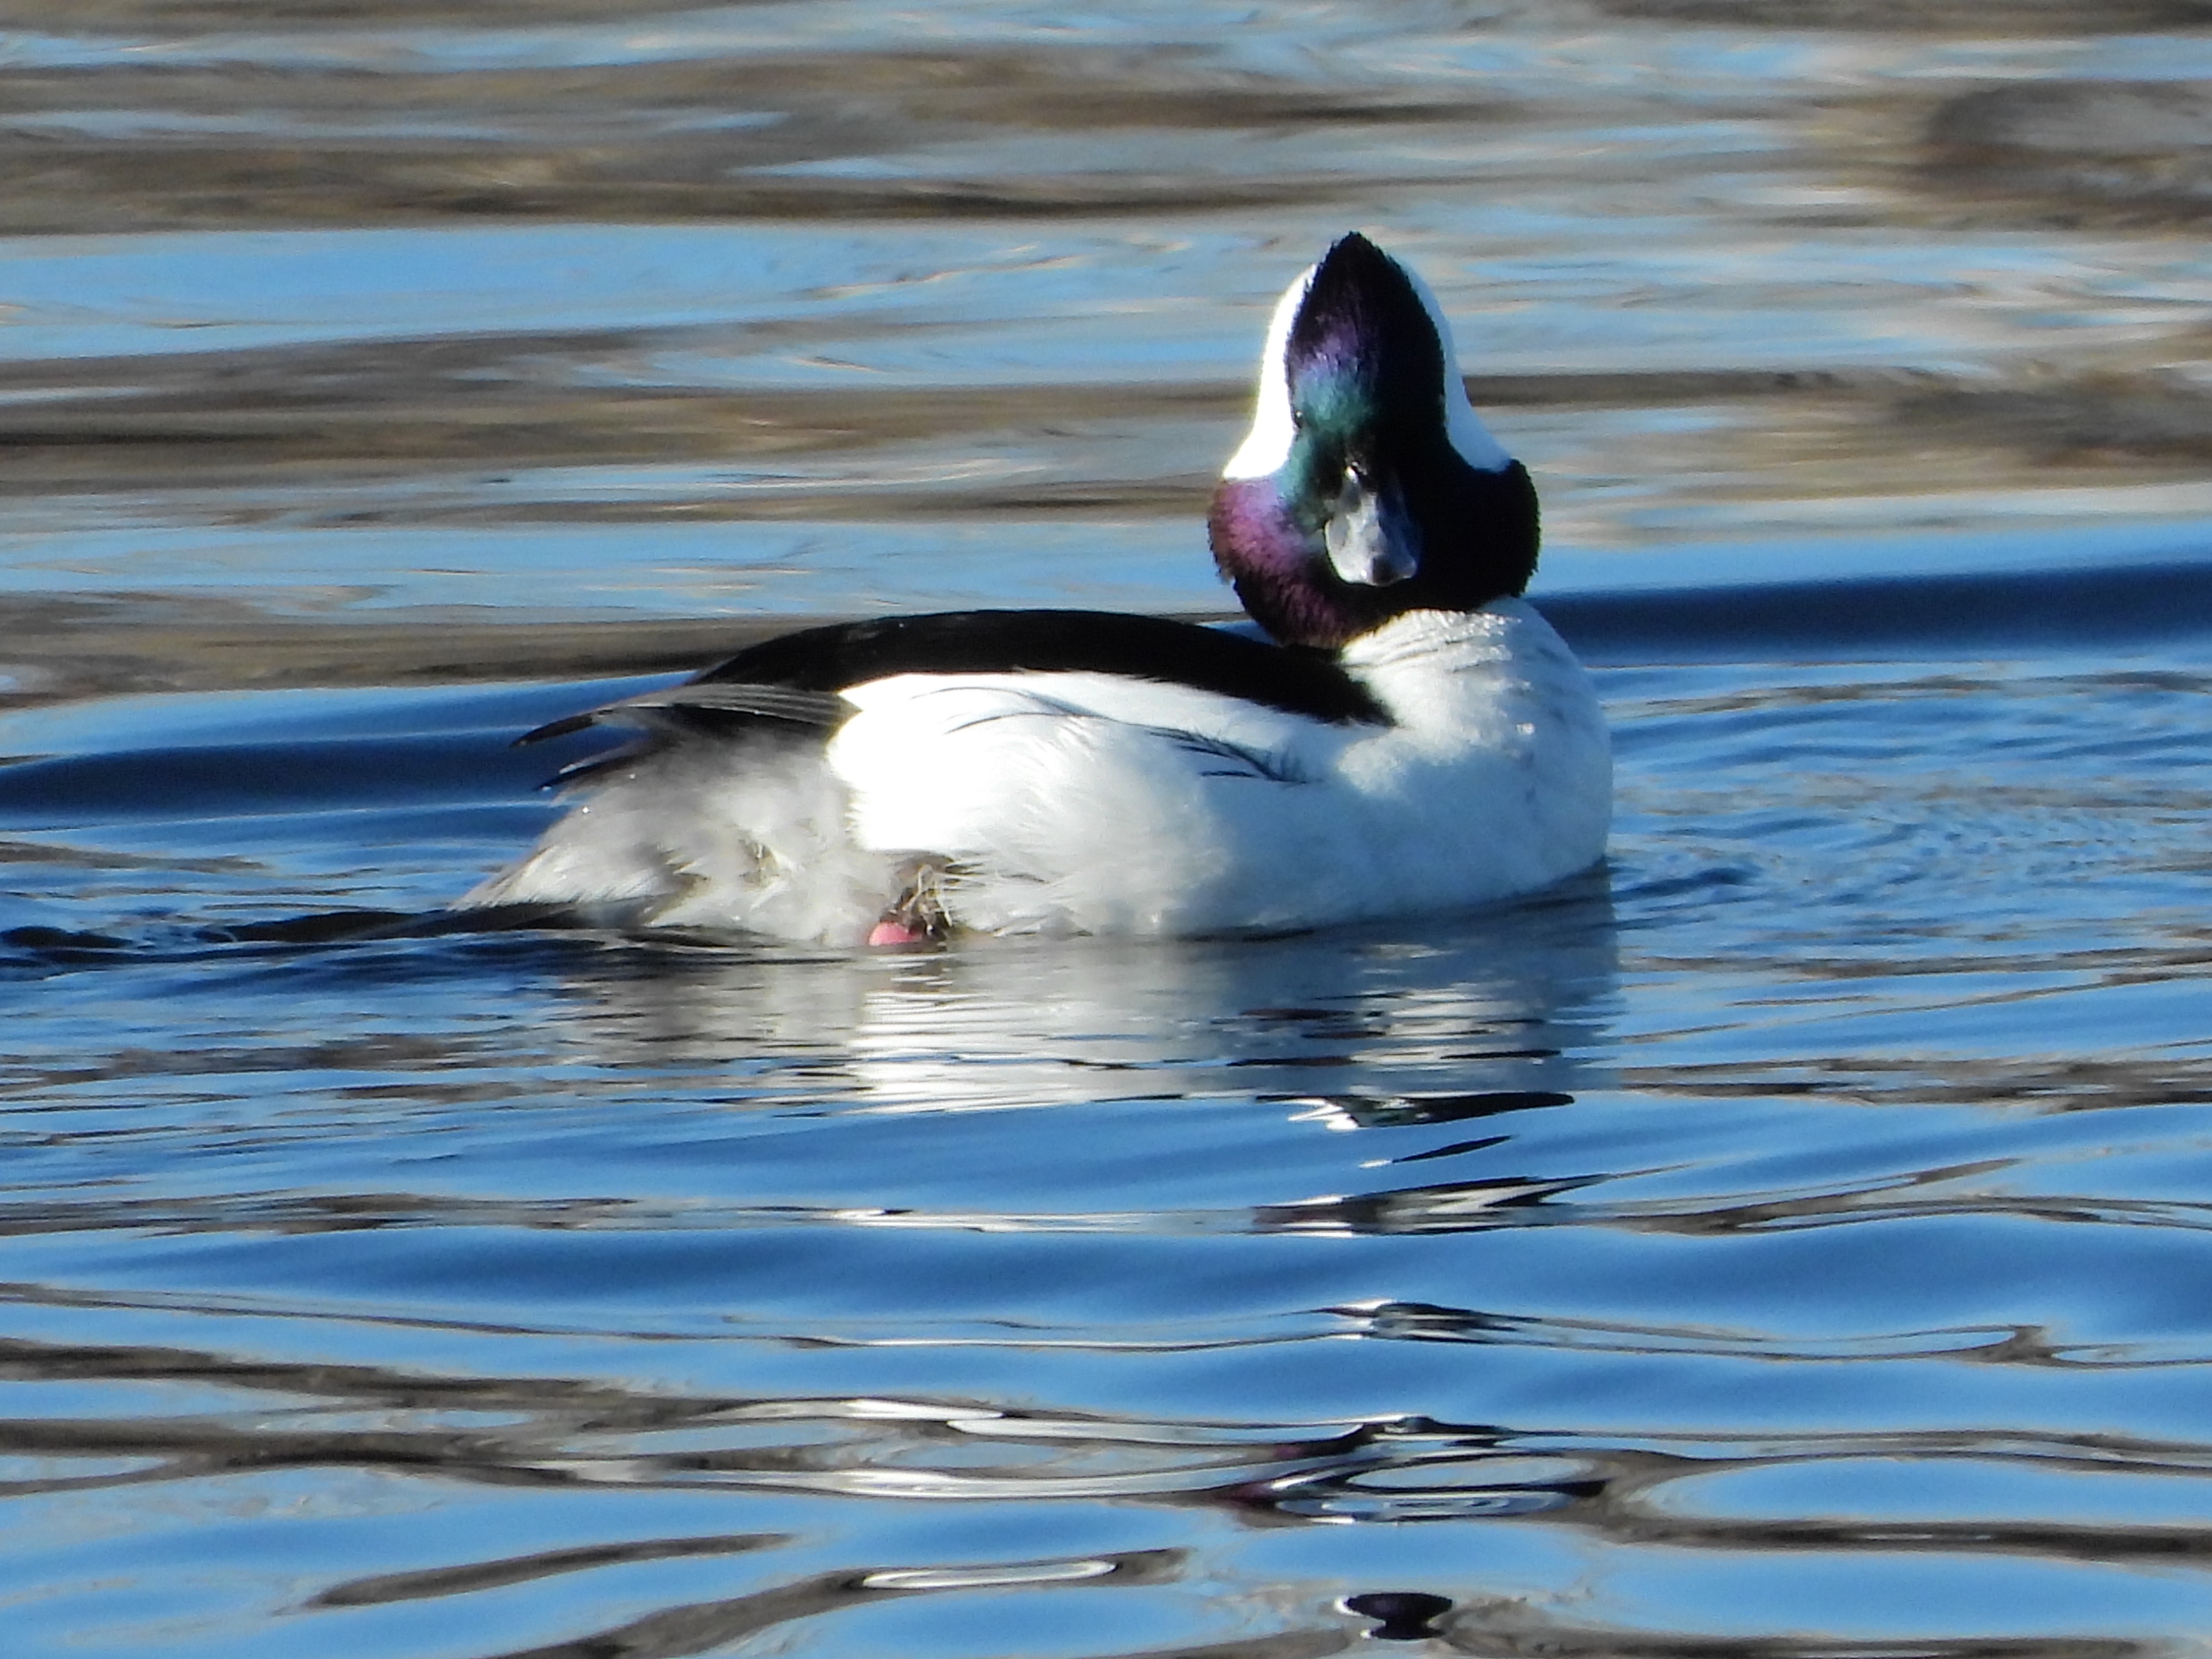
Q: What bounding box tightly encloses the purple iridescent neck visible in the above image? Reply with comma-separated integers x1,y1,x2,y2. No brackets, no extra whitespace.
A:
1208,462,1539,651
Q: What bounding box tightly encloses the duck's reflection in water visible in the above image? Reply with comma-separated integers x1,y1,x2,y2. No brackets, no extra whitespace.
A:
535,875,1622,1123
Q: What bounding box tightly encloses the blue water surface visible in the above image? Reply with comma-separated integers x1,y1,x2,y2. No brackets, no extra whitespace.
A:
5,1,2212,1654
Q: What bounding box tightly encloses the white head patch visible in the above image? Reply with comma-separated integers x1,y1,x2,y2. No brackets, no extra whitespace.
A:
1221,262,1315,480
1399,260,1514,474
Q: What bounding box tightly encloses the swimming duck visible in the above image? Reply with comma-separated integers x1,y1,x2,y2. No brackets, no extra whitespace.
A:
460,233,1610,943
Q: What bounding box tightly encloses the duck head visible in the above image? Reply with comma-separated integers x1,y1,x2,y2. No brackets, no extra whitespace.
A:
1208,233,1539,649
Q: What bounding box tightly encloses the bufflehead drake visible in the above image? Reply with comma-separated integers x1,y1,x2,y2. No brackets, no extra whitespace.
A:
461,233,1610,943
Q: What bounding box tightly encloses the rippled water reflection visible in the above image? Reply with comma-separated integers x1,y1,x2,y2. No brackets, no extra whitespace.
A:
6,1,2212,1655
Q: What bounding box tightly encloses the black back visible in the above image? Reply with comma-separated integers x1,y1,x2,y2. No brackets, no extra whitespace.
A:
694,609,1389,726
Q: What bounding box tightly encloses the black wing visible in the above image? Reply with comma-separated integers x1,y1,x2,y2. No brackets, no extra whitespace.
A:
519,683,848,746
515,683,850,786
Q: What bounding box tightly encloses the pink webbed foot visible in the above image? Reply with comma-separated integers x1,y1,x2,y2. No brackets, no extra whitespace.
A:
866,860,952,947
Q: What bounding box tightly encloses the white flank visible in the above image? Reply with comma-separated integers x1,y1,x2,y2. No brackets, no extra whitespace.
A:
460,737,905,941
